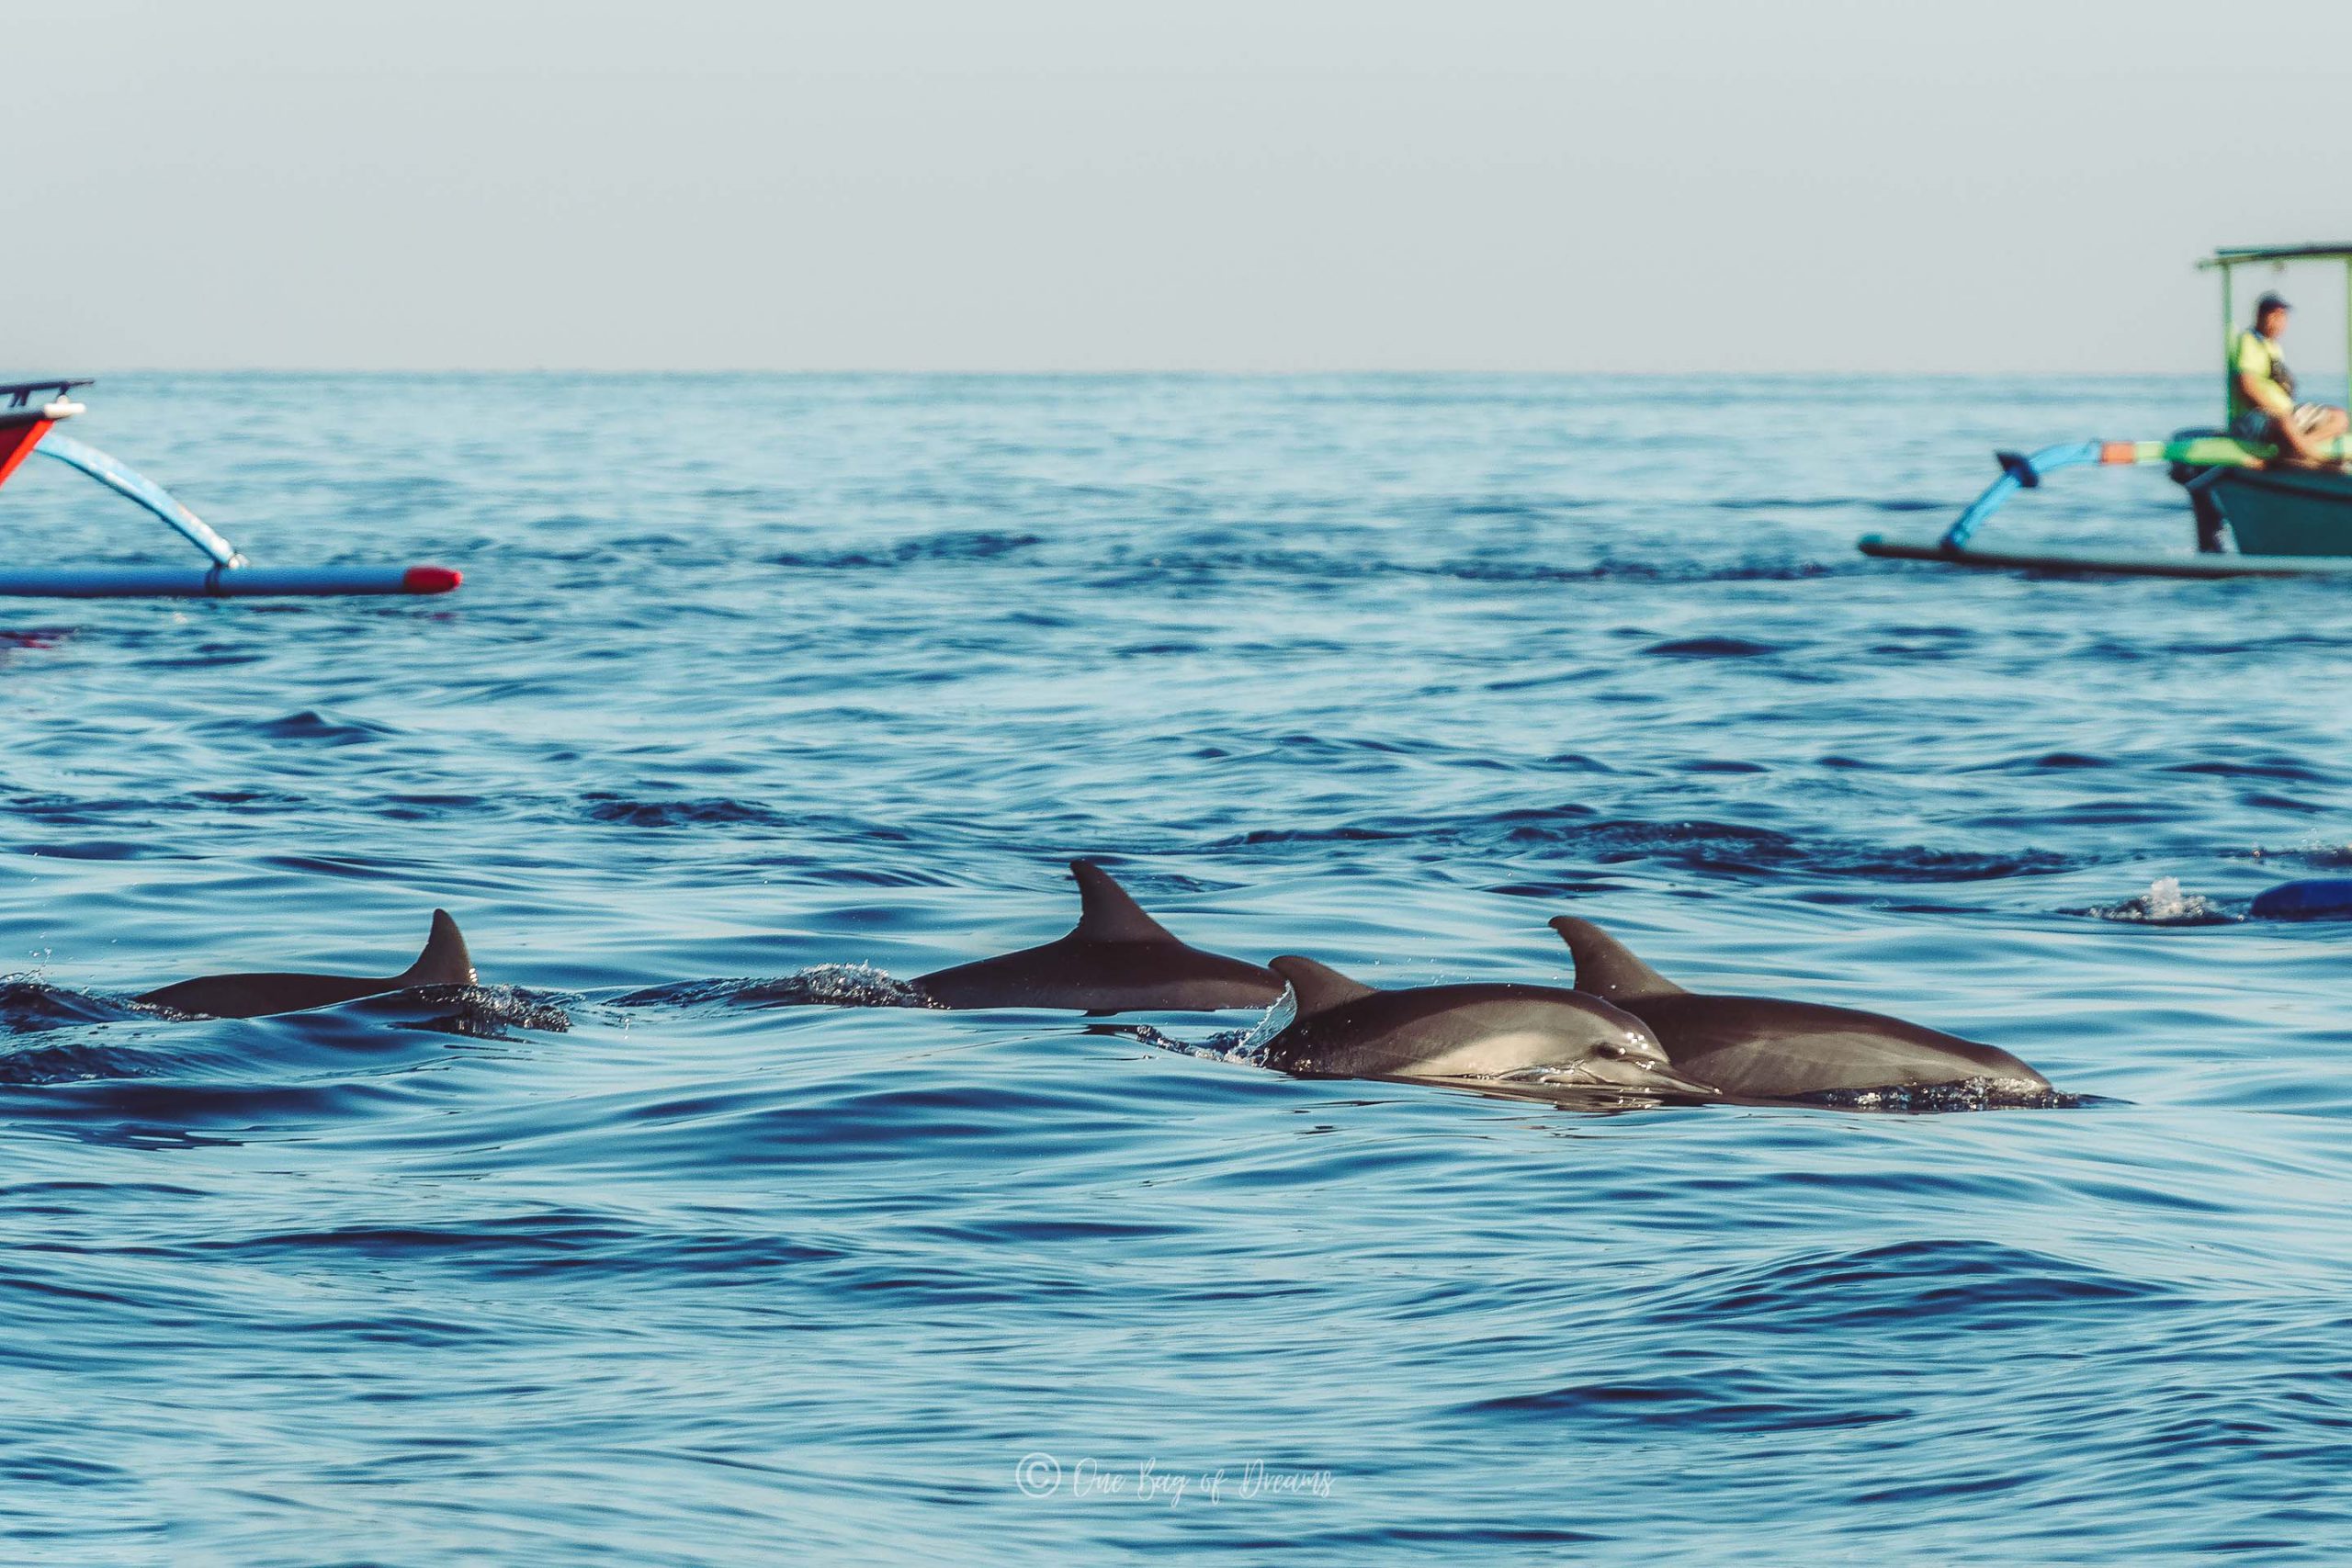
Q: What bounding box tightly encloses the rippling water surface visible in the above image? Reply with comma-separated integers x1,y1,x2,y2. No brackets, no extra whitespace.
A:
4,374,2349,1563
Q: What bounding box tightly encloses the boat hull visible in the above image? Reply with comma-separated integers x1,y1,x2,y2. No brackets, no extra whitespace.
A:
2206,467,2352,556
0,411,56,491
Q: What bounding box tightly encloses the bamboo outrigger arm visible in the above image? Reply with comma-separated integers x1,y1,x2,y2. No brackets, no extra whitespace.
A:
38,433,244,568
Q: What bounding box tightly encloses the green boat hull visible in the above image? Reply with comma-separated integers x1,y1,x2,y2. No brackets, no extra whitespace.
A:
2207,467,2352,556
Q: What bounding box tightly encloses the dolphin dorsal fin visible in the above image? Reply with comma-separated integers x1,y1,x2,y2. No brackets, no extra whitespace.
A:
400,909,478,987
1069,860,1178,944
1548,917,1685,1001
1269,955,1379,1018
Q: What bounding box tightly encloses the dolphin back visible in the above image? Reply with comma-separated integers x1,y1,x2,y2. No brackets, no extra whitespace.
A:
1642,993,2052,1099
137,908,478,1020
1261,978,1667,1080
916,938,1282,1011
1544,915,2060,1101
913,862,1280,1012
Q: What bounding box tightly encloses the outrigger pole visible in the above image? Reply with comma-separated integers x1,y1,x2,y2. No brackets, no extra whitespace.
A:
1902,434,2352,556
0,378,461,599
1858,434,2352,577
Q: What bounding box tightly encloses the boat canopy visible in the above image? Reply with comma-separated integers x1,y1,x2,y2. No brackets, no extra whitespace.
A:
3,378,92,411
2200,243,2352,266
2198,244,2352,415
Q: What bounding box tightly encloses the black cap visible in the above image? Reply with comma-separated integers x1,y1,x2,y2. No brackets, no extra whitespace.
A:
2256,291,2291,317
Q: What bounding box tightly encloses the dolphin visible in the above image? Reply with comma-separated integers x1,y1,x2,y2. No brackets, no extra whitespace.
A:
1257,954,1715,1100
136,909,478,1020
1547,916,2052,1100
912,860,1283,1012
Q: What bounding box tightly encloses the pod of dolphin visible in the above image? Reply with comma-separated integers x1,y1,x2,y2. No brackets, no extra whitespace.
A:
118,859,2057,1111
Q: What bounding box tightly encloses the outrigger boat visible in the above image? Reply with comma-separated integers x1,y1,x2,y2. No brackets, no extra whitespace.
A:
1860,244,2352,578
0,378,459,598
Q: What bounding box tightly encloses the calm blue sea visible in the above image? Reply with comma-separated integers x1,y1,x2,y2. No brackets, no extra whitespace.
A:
2,374,2348,1564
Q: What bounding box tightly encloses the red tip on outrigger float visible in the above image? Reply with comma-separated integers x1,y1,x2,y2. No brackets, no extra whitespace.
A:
0,378,467,600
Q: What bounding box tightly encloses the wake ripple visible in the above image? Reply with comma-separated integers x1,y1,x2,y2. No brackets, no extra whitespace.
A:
0,980,137,1034
613,964,933,1010
1795,1080,2088,1113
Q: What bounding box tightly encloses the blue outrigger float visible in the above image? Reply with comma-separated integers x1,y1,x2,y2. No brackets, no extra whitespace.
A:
1860,243,2352,578
0,378,459,598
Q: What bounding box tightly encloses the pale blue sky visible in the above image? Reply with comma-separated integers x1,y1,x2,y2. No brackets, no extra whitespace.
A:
6,0,2348,372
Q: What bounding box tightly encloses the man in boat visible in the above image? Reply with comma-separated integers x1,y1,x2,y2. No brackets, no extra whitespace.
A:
2231,292,2349,464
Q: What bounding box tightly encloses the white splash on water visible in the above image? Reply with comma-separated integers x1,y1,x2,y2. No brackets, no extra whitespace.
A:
2076,875,2235,926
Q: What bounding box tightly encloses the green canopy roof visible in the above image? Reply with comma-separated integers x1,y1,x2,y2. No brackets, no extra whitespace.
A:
2201,243,2352,267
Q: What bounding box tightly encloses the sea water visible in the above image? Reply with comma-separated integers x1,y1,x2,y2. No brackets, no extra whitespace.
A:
1,374,2346,1563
